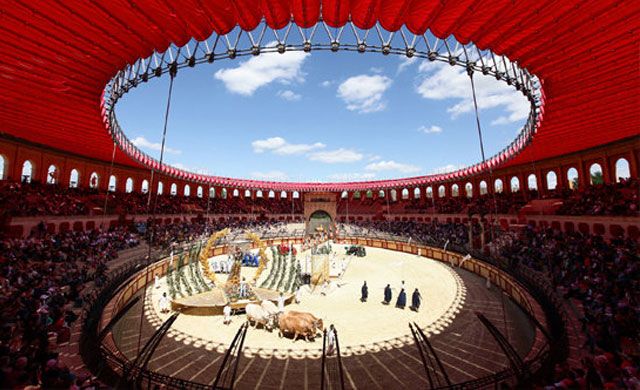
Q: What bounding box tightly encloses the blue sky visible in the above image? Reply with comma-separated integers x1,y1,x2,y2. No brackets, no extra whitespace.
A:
116,48,530,182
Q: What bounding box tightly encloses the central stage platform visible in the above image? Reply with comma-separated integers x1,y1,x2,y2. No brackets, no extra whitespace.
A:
171,287,294,315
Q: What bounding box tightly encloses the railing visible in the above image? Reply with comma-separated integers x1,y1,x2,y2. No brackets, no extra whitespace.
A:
337,231,568,386
81,231,567,389
321,325,345,390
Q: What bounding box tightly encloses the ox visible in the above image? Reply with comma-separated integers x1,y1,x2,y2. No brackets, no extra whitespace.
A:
245,303,274,330
261,300,279,317
278,311,323,342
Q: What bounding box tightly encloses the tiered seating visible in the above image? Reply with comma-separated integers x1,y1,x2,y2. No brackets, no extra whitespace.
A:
0,181,303,217
556,178,638,216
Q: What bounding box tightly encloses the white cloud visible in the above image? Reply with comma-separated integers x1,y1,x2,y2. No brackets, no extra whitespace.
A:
131,136,181,155
397,56,417,73
214,47,309,96
171,163,209,175
365,160,421,174
370,67,383,74
277,90,301,101
251,137,325,155
337,74,392,113
415,62,529,124
309,148,363,164
251,137,363,165
321,80,332,88
430,164,464,174
367,154,381,161
327,172,376,181
251,170,289,181
419,125,443,134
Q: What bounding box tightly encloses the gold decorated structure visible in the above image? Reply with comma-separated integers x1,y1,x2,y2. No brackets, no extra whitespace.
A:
198,228,269,288
198,228,229,285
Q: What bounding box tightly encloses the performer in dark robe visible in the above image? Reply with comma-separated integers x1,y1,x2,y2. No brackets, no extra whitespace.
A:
361,281,368,302
411,288,422,311
383,284,392,304
396,288,406,309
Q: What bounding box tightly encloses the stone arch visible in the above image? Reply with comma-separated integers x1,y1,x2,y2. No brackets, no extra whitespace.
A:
589,163,603,185
510,176,520,192
479,180,488,195
546,171,557,190
21,160,34,183
0,154,6,180
465,182,473,198
69,169,80,188
451,184,459,197
46,164,59,184
494,179,503,193
615,158,630,182
527,174,537,190
566,167,579,189
89,172,99,189
125,177,134,193
108,175,117,192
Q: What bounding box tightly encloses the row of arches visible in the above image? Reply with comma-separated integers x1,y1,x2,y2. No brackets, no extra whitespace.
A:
338,159,631,201
3,156,633,198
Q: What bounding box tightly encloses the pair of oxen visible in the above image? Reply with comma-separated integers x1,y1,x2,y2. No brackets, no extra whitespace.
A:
245,301,323,342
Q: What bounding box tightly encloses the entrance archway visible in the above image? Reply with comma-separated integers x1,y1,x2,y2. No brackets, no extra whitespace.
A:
307,210,332,235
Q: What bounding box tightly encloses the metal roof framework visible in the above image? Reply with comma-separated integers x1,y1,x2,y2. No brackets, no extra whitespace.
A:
1,0,638,192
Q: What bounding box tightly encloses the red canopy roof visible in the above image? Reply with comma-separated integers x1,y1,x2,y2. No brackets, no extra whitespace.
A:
1,0,638,191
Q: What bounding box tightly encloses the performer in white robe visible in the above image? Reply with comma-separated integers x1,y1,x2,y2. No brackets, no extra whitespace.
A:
158,292,170,314
223,304,232,325
277,292,285,313
326,325,336,356
154,274,160,289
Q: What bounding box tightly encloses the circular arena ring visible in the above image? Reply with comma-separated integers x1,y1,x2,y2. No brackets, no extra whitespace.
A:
82,234,564,389
102,19,544,192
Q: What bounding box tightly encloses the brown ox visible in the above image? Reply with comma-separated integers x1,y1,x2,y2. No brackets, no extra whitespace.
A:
287,311,324,332
277,311,323,342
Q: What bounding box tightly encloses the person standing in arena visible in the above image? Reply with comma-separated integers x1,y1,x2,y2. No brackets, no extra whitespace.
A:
361,281,368,302
277,292,285,313
326,325,337,356
411,288,422,311
383,284,392,304
223,304,232,325
158,292,170,314
396,288,406,309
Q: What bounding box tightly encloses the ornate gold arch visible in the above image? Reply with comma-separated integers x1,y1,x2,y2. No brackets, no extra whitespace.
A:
198,228,269,286
198,228,229,285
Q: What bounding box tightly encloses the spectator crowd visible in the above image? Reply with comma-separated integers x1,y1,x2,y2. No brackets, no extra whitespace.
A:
0,226,139,388
0,175,637,388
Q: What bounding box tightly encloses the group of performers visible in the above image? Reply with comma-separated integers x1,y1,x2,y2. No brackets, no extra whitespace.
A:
360,281,422,311
209,248,260,273
209,257,233,273
241,253,260,267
